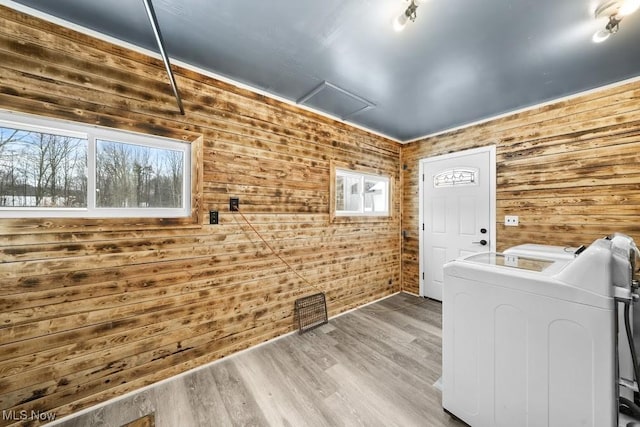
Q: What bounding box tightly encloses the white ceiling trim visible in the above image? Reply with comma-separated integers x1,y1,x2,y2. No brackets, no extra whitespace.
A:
403,73,640,144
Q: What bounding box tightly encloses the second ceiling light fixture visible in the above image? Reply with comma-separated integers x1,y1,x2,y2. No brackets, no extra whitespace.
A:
592,0,640,42
393,0,428,32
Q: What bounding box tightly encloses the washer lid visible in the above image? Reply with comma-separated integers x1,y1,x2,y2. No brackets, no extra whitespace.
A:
444,255,612,309
504,244,579,261
465,253,555,272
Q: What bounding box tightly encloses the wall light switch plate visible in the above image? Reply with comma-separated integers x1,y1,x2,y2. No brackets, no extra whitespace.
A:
230,197,239,212
209,211,218,224
505,215,519,226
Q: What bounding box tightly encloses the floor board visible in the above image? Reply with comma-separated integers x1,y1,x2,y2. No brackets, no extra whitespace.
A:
54,293,464,427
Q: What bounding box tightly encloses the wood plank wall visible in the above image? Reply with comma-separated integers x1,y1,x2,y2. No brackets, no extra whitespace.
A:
401,78,640,295
0,7,401,425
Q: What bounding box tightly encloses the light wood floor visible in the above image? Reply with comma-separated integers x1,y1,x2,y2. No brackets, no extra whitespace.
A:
57,293,464,427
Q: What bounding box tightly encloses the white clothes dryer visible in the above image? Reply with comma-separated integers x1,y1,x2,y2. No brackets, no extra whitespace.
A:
443,239,617,427
505,241,637,405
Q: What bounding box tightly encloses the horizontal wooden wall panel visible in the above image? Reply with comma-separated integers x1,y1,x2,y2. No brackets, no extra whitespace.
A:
0,6,401,425
401,77,640,295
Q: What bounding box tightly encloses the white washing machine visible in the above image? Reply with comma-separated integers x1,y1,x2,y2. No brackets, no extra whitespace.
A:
443,238,618,427
505,242,639,409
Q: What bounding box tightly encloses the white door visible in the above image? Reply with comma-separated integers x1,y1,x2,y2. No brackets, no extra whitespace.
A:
419,146,496,300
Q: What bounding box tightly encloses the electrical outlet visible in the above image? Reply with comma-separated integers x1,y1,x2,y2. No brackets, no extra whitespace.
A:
209,211,218,224
504,215,519,226
230,197,239,212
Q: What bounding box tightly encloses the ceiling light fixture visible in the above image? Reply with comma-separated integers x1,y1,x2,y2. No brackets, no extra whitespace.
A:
592,0,640,42
393,0,427,32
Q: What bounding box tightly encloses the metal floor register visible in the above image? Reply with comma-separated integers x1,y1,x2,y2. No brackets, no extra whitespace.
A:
294,293,328,333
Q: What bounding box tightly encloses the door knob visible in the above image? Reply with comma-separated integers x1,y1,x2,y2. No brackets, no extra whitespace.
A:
472,239,488,246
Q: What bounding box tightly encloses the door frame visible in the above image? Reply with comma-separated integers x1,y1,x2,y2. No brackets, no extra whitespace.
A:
418,145,497,297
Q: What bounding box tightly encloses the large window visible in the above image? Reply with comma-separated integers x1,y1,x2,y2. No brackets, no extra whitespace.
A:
334,168,390,216
0,111,190,218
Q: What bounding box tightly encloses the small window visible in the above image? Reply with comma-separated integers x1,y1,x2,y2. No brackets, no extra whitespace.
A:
0,111,190,218
335,168,389,216
433,167,478,188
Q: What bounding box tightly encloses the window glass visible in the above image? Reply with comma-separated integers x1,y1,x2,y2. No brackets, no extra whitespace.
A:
433,167,478,188
336,173,363,212
364,177,388,213
96,140,183,209
0,126,87,208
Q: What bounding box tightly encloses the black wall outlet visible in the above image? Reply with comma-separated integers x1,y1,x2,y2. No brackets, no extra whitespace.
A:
209,211,218,224
230,197,239,211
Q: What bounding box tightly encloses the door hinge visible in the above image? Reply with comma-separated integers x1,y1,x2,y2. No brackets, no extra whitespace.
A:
422,174,425,182
422,223,425,231
422,272,425,280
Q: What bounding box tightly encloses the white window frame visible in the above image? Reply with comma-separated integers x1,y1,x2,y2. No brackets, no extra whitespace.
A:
334,168,390,217
0,110,191,218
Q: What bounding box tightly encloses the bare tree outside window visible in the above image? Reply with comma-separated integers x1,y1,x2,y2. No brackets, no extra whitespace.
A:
0,114,190,218
0,126,87,207
96,140,183,208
